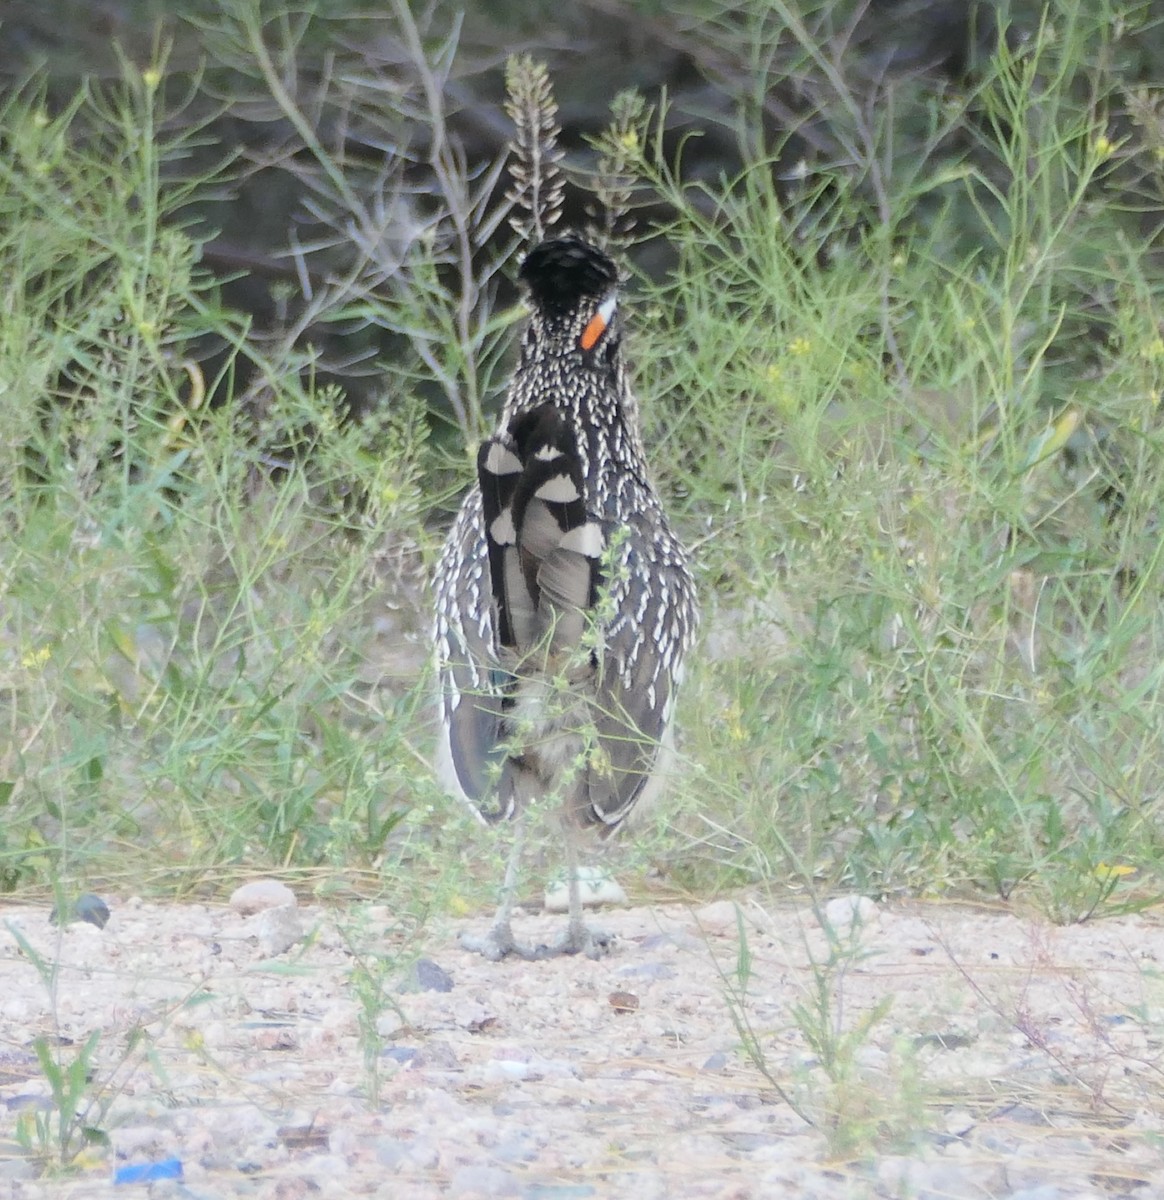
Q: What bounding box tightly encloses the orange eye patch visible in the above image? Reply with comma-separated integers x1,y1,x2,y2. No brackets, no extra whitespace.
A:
579,295,617,352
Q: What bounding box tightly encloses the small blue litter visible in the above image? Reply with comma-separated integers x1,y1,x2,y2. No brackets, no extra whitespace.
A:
113,1156,183,1184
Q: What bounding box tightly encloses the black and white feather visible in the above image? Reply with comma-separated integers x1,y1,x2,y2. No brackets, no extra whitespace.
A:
434,234,698,836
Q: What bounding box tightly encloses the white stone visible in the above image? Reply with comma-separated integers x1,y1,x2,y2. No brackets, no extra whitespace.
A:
229,878,297,915
823,894,879,935
693,899,741,934
543,867,627,913
251,903,304,957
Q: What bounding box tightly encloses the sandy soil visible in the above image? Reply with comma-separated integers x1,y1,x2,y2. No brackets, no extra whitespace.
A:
1,890,1162,1199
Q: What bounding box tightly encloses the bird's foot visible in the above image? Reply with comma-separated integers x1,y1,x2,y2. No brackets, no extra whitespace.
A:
459,920,615,961
459,924,544,962
535,920,615,961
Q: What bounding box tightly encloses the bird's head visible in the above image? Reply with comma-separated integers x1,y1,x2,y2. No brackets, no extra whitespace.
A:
518,235,622,364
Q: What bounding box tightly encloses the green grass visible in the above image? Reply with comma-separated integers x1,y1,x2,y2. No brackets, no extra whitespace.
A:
0,62,434,896
631,1,1164,916
1,0,1163,925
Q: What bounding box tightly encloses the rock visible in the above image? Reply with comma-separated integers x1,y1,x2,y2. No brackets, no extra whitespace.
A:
252,904,304,957
693,900,740,934
544,867,628,913
230,879,297,915
823,894,879,935
50,892,111,929
0,1157,35,1181
491,1132,539,1163
483,1059,535,1083
375,1137,408,1168
411,1040,459,1070
111,1124,171,1158
399,957,453,993
877,1154,1000,1199
375,1012,406,1038
447,1164,521,1197
615,961,676,981
404,1136,440,1170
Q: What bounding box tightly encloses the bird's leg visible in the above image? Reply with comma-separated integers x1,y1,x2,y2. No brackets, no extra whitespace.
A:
459,812,544,961
537,819,614,960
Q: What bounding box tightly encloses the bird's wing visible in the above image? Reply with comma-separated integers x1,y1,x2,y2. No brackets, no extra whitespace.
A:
434,493,510,818
440,406,609,820
581,514,696,830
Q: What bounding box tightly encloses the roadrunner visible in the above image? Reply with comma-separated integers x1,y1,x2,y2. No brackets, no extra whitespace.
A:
434,233,698,960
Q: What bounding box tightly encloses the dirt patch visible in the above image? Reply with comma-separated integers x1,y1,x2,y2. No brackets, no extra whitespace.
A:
1,895,1162,1198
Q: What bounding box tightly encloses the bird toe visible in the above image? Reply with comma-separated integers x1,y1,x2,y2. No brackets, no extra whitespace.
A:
459,926,542,962
537,922,615,960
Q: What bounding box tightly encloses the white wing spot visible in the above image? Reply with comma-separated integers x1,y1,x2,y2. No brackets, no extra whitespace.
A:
559,522,605,557
483,443,521,474
535,475,581,503
490,510,517,545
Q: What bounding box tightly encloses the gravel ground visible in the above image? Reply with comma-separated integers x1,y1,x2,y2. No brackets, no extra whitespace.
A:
1,889,1162,1199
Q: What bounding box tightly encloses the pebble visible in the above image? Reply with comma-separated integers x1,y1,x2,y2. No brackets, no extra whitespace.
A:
543,868,627,913
412,1040,460,1070
615,961,676,981
49,892,111,929
376,1012,407,1038
230,879,297,914
111,1124,171,1157
521,1188,595,1199
822,894,879,935
638,930,701,951
448,1164,522,1197
405,1137,441,1170
253,904,305,957
693,900,740,934
877,1154,1002,1198
492,1132,540,1163
483,1059,536,1083
400,957,454,993
376,1137,408,1168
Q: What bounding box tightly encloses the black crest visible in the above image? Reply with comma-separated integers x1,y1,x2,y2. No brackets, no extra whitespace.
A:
519,235,618,316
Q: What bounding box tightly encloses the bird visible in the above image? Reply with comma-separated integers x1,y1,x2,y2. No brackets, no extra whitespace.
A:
433,233,698,960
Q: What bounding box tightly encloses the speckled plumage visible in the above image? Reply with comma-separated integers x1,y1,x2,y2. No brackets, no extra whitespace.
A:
434,235,698,852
